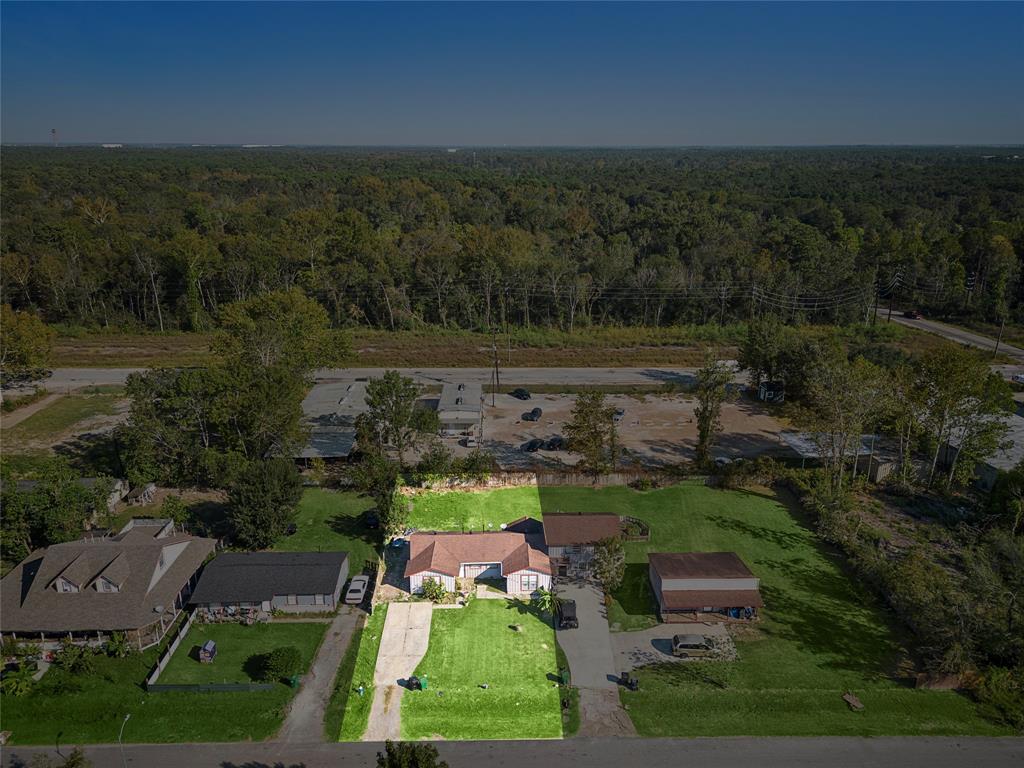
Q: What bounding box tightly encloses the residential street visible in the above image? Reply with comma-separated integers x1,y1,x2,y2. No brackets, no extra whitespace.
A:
276,608,361,744
3,737,1022,768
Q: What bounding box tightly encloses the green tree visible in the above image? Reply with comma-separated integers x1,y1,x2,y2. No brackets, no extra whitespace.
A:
591,536,626,592
420,577,448,603
228,458,303,549
351,451,403,538
0,660,35,697
161,494,189,528
376,740,449,768
738,315,785,387
0,304,56,384
214,288,349,375
259,645,303,682
564,390,617,475
360,370,438,469
532,586,561,617
694,354,733,466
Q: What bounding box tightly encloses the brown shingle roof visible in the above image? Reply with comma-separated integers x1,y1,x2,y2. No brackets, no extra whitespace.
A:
405,531,550,578
0,528,215,634
660,589,763,610
649,552,755,580
542,513,621,547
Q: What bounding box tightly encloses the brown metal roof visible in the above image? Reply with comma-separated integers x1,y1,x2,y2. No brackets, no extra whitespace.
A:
0,528,215,634
660,588,763,610
405,531,550,578
648,552,755,580
542,513,621,547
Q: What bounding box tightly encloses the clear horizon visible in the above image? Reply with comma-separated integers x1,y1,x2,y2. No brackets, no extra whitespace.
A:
2,1,1023,146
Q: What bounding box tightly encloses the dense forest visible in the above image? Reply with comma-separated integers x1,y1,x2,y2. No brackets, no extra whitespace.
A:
1,146,1021,333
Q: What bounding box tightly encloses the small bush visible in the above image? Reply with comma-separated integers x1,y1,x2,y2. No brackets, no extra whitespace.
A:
976,666,1024,733
53,641,96,676
251,645,303,683
420,578,448,603
104,631,132,658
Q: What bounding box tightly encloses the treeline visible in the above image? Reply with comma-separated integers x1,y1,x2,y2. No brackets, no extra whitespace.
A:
1,146,1021,333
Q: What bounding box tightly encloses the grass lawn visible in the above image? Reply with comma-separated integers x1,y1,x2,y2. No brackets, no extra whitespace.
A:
0,390,124,453
401,599,564,740
407,484,1009,736
0,625,319,744
273,488,380,572
160,622,327,685
328,605,389,741
410,486,544,532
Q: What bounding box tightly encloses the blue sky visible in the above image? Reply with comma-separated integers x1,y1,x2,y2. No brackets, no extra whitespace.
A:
2,1,1021,145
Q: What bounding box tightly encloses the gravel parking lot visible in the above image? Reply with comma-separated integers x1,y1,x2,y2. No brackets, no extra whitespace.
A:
450,391,788,469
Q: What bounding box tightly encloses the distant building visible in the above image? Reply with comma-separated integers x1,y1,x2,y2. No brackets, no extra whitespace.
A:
11,477,128,513
648,552,762,621
0,519,215,650
939,410,1024,492
405,530,550,595
437,382,482,436
297,381,370,462
543,512,623,577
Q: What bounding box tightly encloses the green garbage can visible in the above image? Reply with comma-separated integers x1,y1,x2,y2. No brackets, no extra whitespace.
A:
420,675,429,691
288,674,301,688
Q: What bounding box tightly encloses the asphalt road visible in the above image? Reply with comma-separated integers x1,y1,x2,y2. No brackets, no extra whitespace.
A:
36,366,719,391
888,313,1024,362
3,736,1022,768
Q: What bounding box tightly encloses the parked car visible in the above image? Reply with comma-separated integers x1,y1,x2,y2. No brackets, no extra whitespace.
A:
543,435,566,451
522,407,543,422
557,599,578,629
671,634,713,658
1011,373,1024,385
903,309,924,319
613,408,625,423
521,438,544,452
509,388,531,400
345,575,370,605
462,435,478,448
364,511,380,529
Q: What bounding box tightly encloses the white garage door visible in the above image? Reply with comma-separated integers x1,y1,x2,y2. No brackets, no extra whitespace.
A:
463,563,501,579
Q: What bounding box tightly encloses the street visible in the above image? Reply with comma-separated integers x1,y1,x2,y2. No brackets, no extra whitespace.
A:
3,736,1022,768
888,313,1024,362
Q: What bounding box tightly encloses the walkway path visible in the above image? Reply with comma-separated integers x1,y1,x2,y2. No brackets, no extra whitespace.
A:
555,581,636,737
0,393,62,429
363,601,433,741
276,608,360,744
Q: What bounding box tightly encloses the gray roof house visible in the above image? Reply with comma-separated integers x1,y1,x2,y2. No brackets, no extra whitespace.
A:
437,382,482,436
189,551,350,614
0,519,215,649
296,381,370,460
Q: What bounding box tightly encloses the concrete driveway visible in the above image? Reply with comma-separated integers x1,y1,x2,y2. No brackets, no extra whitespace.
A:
364,602,433,741
612,623,728,671
555,581,636,736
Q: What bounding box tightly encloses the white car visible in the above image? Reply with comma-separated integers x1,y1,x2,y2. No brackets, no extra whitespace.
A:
1011,373,1024,385
345,575,370,605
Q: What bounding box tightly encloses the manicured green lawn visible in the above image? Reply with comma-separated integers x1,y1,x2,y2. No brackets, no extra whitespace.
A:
329,605,388,741
407,484,1009,736
401,599,564,740
0,628,315,744
273,489,380,571
160,622,327,684
410,485,544,531
0,391,124,452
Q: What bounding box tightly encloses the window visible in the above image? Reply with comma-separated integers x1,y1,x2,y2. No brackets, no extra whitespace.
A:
522,573,539,591
57,578,78,593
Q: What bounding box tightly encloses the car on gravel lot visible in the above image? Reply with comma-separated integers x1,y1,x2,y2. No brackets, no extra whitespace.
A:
345,575,370,604
1012,373,1024,385
671,634,713,658
613,408,625,423
522,407,543,421
557,599,578,629
510,388,531,400
521,438,544,452
543,435,566,451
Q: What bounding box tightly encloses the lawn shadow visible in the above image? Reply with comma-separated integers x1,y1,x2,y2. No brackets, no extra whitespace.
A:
189,499,231,539
641,661,730,689
52,431,124,476
705,514,807,551
504,597,546,622
611,563,657,618
326,510,383,565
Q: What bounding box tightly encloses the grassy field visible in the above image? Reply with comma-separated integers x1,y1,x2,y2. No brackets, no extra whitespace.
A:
405,484,1009,736
328,605,389,741
401,599,564,740
273,489,380,571
160,622,327,685
0,390,125,453
409,487,544,532
0,625,315,743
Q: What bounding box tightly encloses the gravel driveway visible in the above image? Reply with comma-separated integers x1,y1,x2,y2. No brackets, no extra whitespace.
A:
612,623,729,671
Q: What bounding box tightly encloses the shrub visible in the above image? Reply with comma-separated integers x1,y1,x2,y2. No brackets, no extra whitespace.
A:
0,661,35,697
257,645,303,682
53,641,96,676
420,578,448,603
104,631,132,658
976,666,1024,733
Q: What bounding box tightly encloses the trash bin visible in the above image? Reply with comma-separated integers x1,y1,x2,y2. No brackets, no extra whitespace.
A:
420,675,429,691
288,674,300,688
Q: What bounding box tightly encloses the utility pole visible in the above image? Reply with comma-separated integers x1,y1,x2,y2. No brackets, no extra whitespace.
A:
993,316,1006,359
887,270,901,322
490,325,500,406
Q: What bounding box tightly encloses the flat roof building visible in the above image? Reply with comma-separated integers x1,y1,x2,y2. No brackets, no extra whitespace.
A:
437,382,482,435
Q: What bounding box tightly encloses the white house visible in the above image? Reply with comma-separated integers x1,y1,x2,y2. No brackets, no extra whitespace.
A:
405,530,551,595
